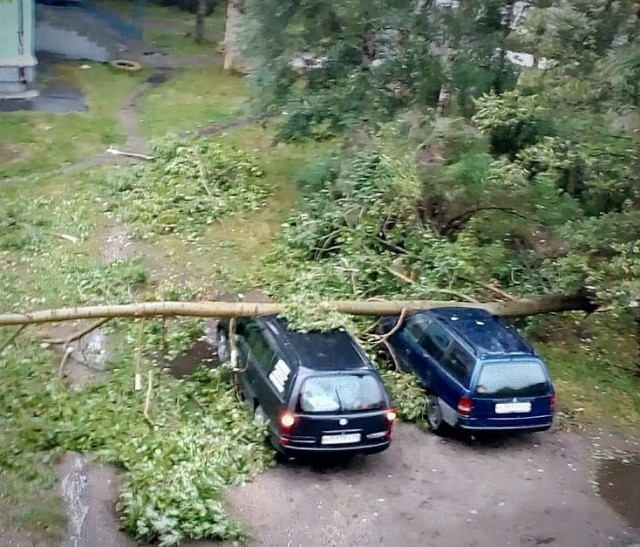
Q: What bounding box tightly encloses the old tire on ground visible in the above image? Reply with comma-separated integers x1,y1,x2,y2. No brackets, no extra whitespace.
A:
109,59,142,72
426,394,446,435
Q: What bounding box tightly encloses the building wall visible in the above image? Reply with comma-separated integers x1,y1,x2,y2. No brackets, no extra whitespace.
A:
0,0,38,96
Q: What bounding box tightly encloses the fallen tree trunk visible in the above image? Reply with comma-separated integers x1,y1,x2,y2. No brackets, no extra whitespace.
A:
0,290,599,327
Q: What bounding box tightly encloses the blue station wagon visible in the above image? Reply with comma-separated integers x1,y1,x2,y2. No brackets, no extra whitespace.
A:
379,307,555,435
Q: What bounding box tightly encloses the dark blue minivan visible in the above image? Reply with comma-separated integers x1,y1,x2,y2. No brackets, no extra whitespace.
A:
217,315,396,457
379,307,555,435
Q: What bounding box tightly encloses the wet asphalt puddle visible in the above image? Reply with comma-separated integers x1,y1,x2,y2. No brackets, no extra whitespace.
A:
598,457,640,529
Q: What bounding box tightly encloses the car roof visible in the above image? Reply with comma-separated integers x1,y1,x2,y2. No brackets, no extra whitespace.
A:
260,316,372,372
427,307,534,357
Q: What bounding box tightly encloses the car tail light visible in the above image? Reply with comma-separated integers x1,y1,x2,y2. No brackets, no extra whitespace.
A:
550,394,556,413
386,408,397,422
278,411,296,434
457,396,473,416
384,408,397,439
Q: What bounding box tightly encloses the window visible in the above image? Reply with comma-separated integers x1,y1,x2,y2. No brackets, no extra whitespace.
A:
440,342,475,387
299,374,387,414
475,361,549,398
406,315,452,361
269,359,291,394
244,321,277,374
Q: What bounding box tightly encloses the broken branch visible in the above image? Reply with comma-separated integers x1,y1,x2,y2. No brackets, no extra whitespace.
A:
0,324,28,353
386,267,480,303
42,318,111,345
144,369,155,426
106,147,155,161
378,307,408,343
381,338,403,373
58,346,74,385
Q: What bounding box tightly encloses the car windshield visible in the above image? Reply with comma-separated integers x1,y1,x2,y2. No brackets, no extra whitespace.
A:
299,374,386,413
475,361,549,398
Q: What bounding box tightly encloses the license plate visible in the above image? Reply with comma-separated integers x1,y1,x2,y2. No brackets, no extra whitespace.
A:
495,402,531,414
321,433,361,445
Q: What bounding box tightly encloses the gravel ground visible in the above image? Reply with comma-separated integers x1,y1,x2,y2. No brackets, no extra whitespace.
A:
225,424,640,547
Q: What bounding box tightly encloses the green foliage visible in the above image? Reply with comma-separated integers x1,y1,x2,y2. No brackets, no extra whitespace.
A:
0,173,275,545
378,369,428,424
0,343,274,546
280,296,356,333
472,91,553,157
105,136,268,241
242,0,446,142
250,138,500,421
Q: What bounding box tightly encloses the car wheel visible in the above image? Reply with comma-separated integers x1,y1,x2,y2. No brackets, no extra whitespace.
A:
216,327,230,363
426,394,446,435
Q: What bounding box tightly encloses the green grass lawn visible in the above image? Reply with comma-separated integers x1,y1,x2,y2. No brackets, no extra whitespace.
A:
539,315,640,432
139,66,248,139
0,62,146,179
0,470,67,545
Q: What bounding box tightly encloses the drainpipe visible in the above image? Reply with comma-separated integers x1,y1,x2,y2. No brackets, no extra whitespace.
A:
17,0,26,84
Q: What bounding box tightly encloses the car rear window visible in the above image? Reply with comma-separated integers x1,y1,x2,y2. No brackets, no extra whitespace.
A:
299,374,387,414
475,361,549,398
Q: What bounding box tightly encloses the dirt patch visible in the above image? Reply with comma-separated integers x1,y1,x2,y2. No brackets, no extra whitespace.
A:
598,457,640,529
118,69,175,155
225,425,640,547
0,143,30,165
99,217,169,280
100,219,134,264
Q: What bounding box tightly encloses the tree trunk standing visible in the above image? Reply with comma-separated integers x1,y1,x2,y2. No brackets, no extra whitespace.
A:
195,0,207,44
223,0,247,73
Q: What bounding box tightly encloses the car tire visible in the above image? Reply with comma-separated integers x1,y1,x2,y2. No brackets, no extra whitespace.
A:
217,327,230,363
426,394,446,435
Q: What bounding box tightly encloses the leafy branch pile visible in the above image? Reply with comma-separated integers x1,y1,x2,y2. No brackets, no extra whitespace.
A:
105,136,269,241
0,194,92,253
0,339,273,546
250,102,639,411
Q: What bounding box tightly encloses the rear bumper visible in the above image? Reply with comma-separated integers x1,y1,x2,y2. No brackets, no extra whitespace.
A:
457,415,554,433
275,438,391,456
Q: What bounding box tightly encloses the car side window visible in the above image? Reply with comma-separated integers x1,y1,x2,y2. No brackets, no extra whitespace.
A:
244,321,277,374
440,342,474,388
406,315,452,361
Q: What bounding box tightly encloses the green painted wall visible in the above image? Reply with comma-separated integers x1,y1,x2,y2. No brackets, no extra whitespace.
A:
0,0,37,94
0,0,36,62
